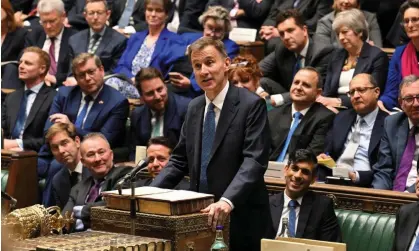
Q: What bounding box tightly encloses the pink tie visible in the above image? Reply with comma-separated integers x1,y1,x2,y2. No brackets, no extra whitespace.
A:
48,37,57,75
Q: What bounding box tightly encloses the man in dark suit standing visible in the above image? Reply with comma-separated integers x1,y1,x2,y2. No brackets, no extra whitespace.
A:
373,75,419,193
318,74,388,186
63,133,132,231
268,67,335,161
68,0,127,78
24,0,77,87
267,149,342,242
150,37,271,251
393,176,419,251
130,67,191,160
46,122,91,209
2,47,56,152
258,9,334,107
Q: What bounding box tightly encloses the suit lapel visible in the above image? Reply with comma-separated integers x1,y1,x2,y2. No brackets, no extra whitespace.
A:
9,90,24,135
335,110,357,155
68,88,83,123
331,50,347,92
150,29,170,65
272,105,293,157
24,84,48,129
80,178,93,204
404,202,419,250
271,192,285,234
296,192,314,238
305,39,314,65
83,87,107,129
82,30,90,53
37,32,46,48
209,85,239,159
354,42,370,76
192,98,205,184
95,27,111,56
57,28,70,71
163,93,176,135
368,110,386,156
396,117,409,171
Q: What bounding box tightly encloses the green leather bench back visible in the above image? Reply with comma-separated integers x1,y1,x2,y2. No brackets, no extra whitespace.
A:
336,209,396,251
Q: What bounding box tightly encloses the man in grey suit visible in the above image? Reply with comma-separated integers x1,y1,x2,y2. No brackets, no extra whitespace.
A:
62,133,132,231
314,0,382,48
150,37,272,251
373,75,419,193
258,9,334,108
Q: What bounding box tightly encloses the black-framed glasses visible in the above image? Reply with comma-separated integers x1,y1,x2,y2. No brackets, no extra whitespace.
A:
346,87,376,97
402,95,419,105
401,17,419,26
75,68,99,79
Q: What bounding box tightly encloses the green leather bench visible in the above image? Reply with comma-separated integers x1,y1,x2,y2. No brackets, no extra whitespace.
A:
336,209,396,251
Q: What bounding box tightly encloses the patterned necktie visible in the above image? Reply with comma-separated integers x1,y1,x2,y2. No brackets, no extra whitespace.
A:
118,0,135,28
338,118,365,168
85,179,102,203
394,127,417,191
200,103,216,193
277,112,303,162
288,200,299,237
11,90,33,139
151,113,162,138
48,37,57,75
88,33,101,54
75,95,93,129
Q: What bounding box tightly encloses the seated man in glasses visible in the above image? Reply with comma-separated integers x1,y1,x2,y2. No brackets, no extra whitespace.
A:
317,74,387,187
373,75,419,192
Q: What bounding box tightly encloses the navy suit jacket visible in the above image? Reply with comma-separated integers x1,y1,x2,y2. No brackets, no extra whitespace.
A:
393,202,419,251
267,191,342,242
45,85,129,148
68,27,128,73
1,84,56,151
113,28,184,78
24,26,78,86
130,92,191,160
324,108,388,187
323,42,389,108
268,102,335,160
372,112,416,192
150,85,272,250
52,165,91,209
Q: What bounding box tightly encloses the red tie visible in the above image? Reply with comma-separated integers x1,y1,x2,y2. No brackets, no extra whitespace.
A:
48,37,57,75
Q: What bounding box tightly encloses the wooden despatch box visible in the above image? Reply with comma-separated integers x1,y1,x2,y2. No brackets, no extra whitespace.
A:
91,206,230,251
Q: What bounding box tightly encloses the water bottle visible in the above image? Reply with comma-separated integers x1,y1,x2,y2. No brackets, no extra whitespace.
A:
211,225,228,251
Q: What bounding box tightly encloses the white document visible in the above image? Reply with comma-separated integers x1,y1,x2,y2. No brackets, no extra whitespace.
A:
229,28,257,42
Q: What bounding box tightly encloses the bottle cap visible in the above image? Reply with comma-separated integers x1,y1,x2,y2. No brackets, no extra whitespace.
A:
216,225,223,230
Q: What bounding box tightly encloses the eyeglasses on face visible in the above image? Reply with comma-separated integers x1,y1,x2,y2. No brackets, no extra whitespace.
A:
401,17,419,26
402,95,419,105
346,87,376,97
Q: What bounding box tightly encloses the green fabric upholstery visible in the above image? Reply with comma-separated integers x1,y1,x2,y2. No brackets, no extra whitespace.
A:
336,209,396,251
1,170,9,192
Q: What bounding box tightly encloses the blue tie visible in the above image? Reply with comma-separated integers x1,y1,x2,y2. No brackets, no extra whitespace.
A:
277,112,302,162
75,95,92,129
200,103,216,193
413,235,419,251
288,200,298,237
293,55,302,77
11,89,33,138
118,0,135,28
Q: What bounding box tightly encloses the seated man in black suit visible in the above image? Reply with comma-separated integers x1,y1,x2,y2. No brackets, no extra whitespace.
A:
2,47,56,152
318,74,388,186
135,136,189,189
393,175,419,251
24,0,77,87
130,67,191,160
62,132,132,231
268,67,335,162
47,122,91,209
267,149,342,242
258,9,334,108
67,0,127,83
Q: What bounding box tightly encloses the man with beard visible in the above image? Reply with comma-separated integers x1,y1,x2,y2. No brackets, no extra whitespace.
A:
373,75,419,192
268,67,335,162
130,67,191,160
267,149,342,242
317,74,388,186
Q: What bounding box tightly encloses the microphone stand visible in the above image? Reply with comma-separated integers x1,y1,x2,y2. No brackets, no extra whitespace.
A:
130,174,137,236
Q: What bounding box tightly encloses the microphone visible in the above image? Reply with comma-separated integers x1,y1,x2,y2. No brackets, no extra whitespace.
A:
1,191,17,207
116,157,149,188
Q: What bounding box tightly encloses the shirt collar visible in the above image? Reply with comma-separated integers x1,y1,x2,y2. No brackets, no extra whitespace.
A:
291,103,310,117
89,26,106,38
68,161,83,175
205,82,230,111
25,82,44,94
357,107,379,127
296,39,309,58
408,118,418,129
47,27,64,41
81,84,103,101
284,191,303,207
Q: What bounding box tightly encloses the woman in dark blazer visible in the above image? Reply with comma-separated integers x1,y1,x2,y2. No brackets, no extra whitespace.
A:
318,9,388,109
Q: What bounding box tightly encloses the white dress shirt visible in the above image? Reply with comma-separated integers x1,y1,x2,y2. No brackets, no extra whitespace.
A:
276,192,303,237
42,28,64,63
77,86,103,128
338,69,355,95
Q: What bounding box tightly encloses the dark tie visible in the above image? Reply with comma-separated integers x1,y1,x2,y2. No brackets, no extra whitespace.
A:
11,90,33,139
393,127,417,191
85,179,102,203
118,0,135,28
48,37,57,75
293,55,303,77
277,112,302,162
200,103,216,193
70,172,80,187
288,200,299,237
75,95,93,129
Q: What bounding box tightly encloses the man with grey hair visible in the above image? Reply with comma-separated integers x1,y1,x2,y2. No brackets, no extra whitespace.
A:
24,0,77,87
62,132,132,232
373,75,419,192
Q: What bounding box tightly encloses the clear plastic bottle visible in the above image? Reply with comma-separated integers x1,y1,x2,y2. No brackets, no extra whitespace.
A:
211,225,229,251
